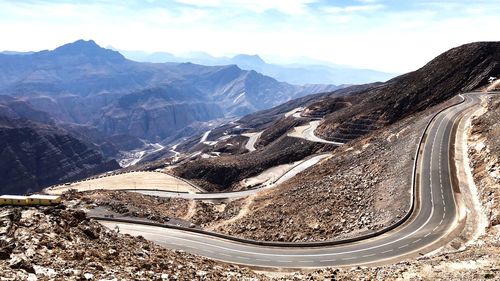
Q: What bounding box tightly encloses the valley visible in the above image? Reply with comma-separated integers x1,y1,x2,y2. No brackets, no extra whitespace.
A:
1,39,499,280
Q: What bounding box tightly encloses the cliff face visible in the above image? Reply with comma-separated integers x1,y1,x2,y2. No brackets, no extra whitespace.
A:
0,117,119,195
93,86,224,140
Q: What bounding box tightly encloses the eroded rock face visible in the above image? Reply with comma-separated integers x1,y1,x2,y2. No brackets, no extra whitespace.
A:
94,87,224,140
0,117,119,195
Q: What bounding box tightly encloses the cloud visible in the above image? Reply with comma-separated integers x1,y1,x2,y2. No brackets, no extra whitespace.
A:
322,4,385,14
0,0,499,73
174,0,317,15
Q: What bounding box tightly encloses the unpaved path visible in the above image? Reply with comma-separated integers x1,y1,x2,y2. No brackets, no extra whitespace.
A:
183,200,197,221
209,195,255,230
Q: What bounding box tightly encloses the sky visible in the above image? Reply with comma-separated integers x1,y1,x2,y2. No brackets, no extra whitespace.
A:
0,0,499,73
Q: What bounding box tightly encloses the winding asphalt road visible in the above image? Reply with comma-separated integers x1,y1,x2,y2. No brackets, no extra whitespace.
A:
302,120,344,145
242,131,263,152
100,93,486,268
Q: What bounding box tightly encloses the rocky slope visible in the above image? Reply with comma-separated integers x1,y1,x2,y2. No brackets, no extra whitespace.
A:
0,206,263,280
315,42,500,142
0,117,119,195
469,95,500,227
175,136,336,191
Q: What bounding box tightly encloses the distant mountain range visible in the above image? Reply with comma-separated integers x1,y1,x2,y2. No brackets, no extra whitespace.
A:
0,39,344,193
0,40,340,141
117,49,396,85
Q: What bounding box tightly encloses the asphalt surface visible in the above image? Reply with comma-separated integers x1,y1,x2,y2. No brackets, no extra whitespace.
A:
242,131,263,152
100,93,485,268
302,120,344,145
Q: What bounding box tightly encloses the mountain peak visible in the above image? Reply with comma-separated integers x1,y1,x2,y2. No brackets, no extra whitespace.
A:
232,54,266,65
52,39,125,61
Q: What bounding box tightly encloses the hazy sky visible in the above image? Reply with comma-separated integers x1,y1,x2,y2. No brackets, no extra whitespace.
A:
1,0,499,73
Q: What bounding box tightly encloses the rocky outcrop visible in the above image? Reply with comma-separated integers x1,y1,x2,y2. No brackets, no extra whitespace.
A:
0,117,119,195
0,206,264,280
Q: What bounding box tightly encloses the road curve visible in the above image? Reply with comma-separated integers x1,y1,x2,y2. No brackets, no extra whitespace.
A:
302,120,344,145
242,131,263,152
289,120,344,145
100,93,486,268
131,153,330,200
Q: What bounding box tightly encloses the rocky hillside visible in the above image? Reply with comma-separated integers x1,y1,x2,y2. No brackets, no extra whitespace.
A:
0,40,339,142
315,42,500,141
0,206,263,280
170,42,499,190
0,116,119,195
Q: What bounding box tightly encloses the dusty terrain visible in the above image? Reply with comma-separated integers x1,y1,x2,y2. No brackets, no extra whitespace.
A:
0,206,264,280
48,171,200,194
175,136,335,191
211,110,427,242
72,190,249,231
293,93,500,280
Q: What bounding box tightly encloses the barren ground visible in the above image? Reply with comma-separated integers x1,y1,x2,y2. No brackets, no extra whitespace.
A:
2,96,498,280
47,171,200,194
209,98,460,242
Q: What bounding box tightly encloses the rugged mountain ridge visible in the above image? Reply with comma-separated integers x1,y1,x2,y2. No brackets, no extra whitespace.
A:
0,40,340,142
171,42,500,191
119,49,396,85
314,41,500,141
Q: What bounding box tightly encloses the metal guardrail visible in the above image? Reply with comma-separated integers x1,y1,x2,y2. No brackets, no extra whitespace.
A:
94,94,468,247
